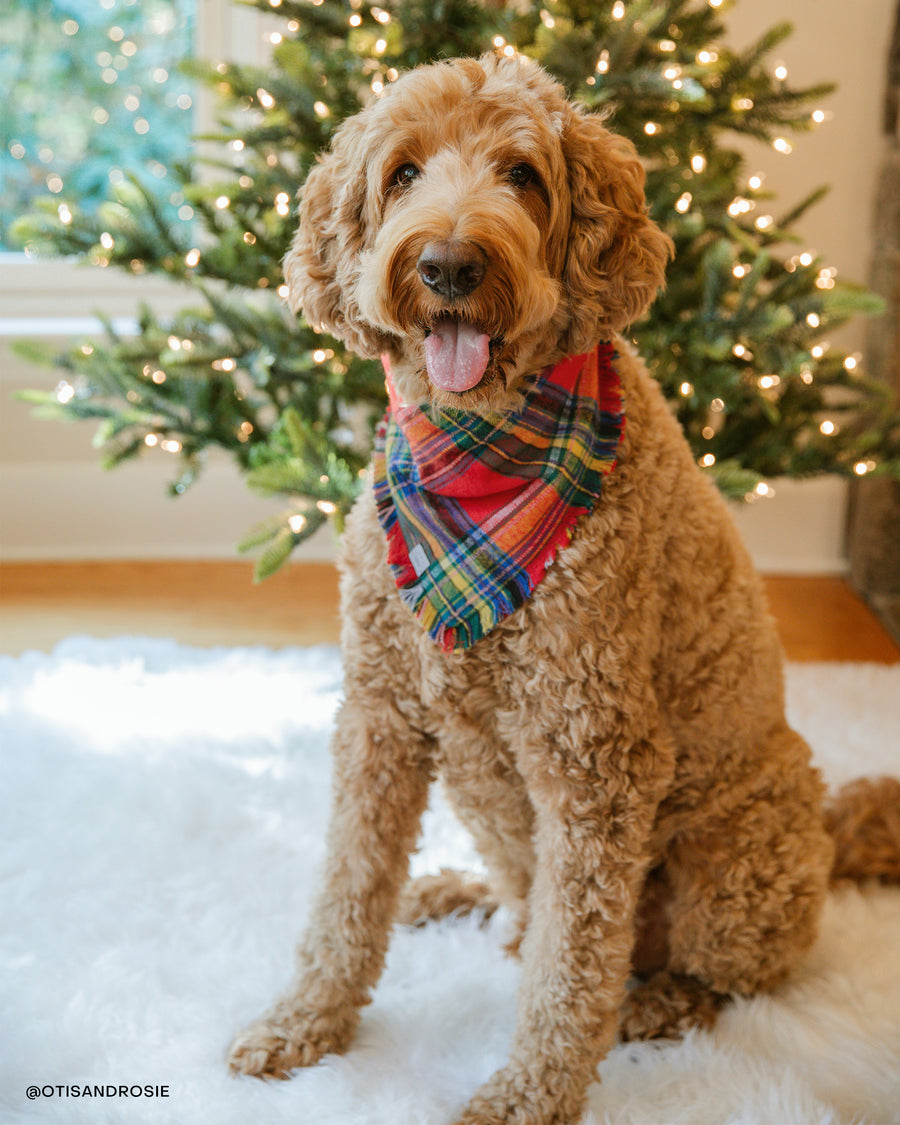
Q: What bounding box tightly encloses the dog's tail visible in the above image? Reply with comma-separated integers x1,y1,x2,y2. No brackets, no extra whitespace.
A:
826,776,900,885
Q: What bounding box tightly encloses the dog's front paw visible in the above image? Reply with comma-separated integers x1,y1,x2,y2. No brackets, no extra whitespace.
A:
227,1002,359,1079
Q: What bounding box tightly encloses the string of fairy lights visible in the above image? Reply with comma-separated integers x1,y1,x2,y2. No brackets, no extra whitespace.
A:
41,0,880,489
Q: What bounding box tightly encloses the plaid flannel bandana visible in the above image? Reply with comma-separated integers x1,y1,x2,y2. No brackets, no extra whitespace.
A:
372,342,624,652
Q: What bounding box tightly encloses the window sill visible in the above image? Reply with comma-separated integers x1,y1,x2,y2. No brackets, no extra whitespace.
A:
0,256,190,334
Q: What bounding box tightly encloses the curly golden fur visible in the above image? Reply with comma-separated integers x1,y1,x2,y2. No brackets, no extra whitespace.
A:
228,54,898,1124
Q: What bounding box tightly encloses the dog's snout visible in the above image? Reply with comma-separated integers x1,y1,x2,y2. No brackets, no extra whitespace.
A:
416,241,486,301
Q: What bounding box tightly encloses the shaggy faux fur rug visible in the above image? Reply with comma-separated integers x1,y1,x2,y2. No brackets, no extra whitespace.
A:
2,638,899,1125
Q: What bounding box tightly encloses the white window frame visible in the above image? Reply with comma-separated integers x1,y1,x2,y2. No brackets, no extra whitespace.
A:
0,0,277,338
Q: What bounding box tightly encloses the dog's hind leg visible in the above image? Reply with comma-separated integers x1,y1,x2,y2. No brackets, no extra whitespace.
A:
621,727,832,1042
619,972,729,1041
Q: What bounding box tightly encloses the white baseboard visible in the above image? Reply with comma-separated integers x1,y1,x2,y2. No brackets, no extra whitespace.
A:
0,457,849,574
728,475,849,575
0,456,337,562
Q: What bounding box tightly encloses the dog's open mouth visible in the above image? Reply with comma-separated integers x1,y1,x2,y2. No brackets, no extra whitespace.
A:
424,318,495,394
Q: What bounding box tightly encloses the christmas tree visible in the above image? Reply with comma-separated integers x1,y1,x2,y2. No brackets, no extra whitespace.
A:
12,0,899,579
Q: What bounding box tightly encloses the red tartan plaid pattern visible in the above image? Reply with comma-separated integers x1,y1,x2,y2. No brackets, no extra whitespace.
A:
372,342,624,652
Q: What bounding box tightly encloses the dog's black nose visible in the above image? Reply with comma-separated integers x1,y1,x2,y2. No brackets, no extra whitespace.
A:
416,241,486,301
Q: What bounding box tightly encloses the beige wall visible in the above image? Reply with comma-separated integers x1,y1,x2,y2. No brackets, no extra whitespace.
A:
724,0,895,351
1,0,895,562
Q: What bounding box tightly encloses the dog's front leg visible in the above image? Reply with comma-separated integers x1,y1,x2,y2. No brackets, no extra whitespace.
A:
228,688,433,1079
454,715,671,1125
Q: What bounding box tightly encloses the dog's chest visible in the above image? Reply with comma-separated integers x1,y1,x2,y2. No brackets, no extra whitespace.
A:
417,649,527,786
407,568,575,769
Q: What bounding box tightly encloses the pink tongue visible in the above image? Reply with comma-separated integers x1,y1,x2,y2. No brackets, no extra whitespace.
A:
424,321,490,393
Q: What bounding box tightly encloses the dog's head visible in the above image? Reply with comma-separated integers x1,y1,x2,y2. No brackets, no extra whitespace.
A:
285,53,672,410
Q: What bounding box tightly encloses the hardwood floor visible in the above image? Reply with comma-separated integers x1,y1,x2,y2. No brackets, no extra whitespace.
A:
763,575,899,662
0,561,341,655
1,561,898,662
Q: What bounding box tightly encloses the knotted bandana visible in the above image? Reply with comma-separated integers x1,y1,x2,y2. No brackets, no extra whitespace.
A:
372,342,624,652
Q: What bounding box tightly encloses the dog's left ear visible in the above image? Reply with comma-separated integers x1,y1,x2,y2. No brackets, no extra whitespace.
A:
561,107,673,351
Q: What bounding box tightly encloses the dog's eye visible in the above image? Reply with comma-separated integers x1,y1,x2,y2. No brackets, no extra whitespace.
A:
507,163,536,188
394,163,420,187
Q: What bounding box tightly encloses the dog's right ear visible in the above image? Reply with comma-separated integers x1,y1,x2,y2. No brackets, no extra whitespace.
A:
284,116,388,358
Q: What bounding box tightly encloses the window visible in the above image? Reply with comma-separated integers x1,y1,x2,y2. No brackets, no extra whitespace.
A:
1,0,196,250
0,0,273,333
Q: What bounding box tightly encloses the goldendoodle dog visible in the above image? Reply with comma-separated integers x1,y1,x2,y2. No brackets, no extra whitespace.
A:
227,52,899,1124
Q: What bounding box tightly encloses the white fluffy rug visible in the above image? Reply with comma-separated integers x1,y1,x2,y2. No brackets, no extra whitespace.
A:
2,638,899,1125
